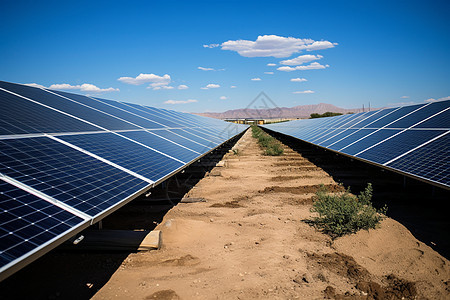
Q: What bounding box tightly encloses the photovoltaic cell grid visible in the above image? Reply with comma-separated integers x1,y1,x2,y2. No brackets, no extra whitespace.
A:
0,81,248,280
263,100,450,188
0,137,149,216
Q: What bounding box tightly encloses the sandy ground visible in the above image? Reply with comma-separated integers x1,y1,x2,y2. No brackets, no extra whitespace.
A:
88,129,449,300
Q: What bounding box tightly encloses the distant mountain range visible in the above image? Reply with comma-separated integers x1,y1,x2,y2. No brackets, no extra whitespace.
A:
194,103,366,119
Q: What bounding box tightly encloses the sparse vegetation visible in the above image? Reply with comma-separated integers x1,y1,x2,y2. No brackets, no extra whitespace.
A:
310,112,343,119
232,148,240,156
309,183,387,238
264,119,291,124
251,126,284,156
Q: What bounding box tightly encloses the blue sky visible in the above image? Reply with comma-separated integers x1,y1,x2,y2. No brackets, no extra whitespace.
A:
1,0,449,113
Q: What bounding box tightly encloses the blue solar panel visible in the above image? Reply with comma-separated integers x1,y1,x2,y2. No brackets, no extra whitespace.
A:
366,104,425,128
188,128,226,143
150,130,213,153
413,108,450,129
387,133,449,186
134,106,187,127
58,132,184,182
328,129,377,151
92,99,181,129
166,109,217,127
0,81,139,131
339,129,402,155
0,80,249,280
297,116,349,141
0,88,100,135
319,129,360,147
0,180,86,270
51,91,165,129
169,129,216,148
120,130,200,163
356,129,447,164
386,101,449,129
349,108,398,128
0,137,148,216
263,100,450,189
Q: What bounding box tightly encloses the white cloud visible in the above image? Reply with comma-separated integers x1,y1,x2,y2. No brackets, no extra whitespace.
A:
267,63,277,66
178,84,189,90
293,90,315,94
201,83,220,89
264,72,274,75
220,96,227,100
164,99,198,104
203,44,219,48
152,85,174,90
251,78,261,81
277,66,296,72
198,66,224,71
425,96,450,103
220,35,337,58
25,83,46,89
305,41,337,51
118,73,171,90
48,83,119,93
290,78,307,82
277,62,329,72
280,54,323,66
400,96,410,99
198,66,214,71
26,82,118,93
230,85,237,88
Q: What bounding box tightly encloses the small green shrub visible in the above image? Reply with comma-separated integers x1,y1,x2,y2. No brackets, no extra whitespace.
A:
251,126,284,156
309,183,387,238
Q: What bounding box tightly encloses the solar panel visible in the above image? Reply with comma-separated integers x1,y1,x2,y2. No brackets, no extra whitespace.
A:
0,82,140,131
0,180,88,280
120,130,201,163
386,133,449,186
0,137,149,216
57,132,185,181
356,129,447,164
263,100,450,189
0,87,101,135
0,80,248,280
149,130,213,153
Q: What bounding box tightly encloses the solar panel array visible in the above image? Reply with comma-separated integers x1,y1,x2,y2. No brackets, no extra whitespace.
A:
263,100,450,189
0,80,248,280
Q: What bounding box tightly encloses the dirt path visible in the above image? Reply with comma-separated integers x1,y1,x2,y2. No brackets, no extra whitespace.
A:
93,129,449,300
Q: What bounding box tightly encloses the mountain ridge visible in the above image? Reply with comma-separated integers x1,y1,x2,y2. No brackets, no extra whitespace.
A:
194,103,366,119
